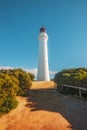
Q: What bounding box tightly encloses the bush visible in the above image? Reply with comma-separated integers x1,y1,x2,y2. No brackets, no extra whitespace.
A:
0,68,33,115
54,68,87,95
12,69,32,96
0,74,18,115
0,68,32,96
0,97,18,114
28,73,35,81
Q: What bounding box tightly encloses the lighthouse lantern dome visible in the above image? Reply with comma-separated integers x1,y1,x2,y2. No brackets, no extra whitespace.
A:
40,27,46,33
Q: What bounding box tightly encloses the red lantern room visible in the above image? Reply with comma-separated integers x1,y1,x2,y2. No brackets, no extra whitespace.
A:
40,27,46,33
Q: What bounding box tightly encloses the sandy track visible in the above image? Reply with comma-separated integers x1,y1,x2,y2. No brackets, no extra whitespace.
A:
31,81,56,89
0,81,87,130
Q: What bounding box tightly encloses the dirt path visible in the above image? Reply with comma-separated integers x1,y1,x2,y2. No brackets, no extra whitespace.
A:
0,81,87,130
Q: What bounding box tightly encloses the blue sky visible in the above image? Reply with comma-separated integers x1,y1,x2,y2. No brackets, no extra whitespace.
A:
0,0,87,77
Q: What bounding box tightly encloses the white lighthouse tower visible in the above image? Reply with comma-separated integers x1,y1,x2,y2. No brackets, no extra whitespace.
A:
37,27,50,81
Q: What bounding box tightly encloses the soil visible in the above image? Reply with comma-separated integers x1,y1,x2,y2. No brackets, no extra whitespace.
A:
0,81,87,130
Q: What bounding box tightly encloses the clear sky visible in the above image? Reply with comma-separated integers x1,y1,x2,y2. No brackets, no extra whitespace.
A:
0,0,87,77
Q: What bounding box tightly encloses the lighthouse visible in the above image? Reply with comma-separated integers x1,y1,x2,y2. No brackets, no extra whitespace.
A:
37,27,50,81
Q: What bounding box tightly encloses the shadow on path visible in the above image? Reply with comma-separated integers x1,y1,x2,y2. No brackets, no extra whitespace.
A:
26,88,87,130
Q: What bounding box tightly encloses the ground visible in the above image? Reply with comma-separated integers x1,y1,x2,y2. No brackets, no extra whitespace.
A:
0,81,87,130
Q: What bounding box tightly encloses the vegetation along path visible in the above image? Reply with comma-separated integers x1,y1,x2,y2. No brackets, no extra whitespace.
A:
0,81,87,130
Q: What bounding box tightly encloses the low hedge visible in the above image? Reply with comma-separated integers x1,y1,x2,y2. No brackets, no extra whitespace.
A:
54,68,87,95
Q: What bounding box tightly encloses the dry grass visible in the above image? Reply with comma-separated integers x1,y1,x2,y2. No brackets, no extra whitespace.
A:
31,81,56,89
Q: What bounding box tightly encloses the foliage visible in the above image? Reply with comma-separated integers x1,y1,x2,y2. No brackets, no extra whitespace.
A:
54,68,87,95
0,97,18,114
0,74,18,115
11,69,32,96
0,68,33,96
28,73,35,81
0,68,33,114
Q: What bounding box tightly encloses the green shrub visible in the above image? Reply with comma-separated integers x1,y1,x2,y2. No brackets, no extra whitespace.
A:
54,68,87,95
0,97,18,114
0,68,33,114
28,73,35,81
12,69,32,96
